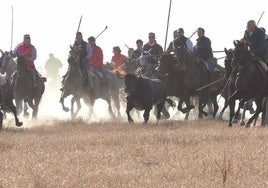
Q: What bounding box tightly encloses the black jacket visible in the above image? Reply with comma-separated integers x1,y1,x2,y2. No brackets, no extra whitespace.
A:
174,36,188,50
194,36,213,60
244,27,267,58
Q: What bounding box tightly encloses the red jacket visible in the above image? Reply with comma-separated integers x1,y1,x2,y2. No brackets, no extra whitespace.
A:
89,46,103,69
111,53,127,68
16,43,36,67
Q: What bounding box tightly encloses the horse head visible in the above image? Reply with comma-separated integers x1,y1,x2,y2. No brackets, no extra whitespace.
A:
0,51,16,75
232,40,251,68
68,45,82,67
159,54,175,75
175,46,193,67
224,48,234,76
16,54,27,72
124,73,140,94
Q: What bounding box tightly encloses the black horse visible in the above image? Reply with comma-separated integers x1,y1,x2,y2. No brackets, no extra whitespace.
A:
228,40,268,127
124,73,175,123
0,76,23,129
11,54,45,118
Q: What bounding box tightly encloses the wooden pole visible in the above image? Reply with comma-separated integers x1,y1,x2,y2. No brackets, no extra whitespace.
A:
164,0,172,51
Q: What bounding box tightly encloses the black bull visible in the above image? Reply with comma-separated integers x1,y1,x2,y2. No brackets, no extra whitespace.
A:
124,74,175,123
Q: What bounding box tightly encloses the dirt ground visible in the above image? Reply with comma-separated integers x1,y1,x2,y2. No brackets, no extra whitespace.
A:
0,119,267,187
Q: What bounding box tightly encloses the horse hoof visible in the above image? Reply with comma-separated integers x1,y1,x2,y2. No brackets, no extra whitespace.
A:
240,121,245,126
128,118,134,123
232,119,239,124
16,122,23,127
63,107,69,112
245,123,250,128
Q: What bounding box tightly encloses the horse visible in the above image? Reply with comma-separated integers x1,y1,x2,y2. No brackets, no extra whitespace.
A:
175,46,226,118
0,51,17,80
0,75,23,129
11,54,45,118
60,46,120,119
222,48,255,125
228,40,268,127
158,53,193,120
124,73,175,123
59,46,92,118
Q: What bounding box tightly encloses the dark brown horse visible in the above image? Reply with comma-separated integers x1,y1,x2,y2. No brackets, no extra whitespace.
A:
60,46,121,119
11,54,45,118
59,46,92,118
173,47,226,118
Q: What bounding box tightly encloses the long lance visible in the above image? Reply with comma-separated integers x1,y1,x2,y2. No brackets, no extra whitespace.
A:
257,11,265,26
189,30,197,39
74,15,82,43
195,77,225,92
10,6,14,51
164,0,172,51
96,26,108,39
77,15,83,32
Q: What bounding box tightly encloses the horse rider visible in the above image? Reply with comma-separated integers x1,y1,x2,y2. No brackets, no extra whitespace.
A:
243,20,268,63
260,27,268,49
174,28,193,52
44,53,62,79
193,27,216,72
87,36,108,84
166,30,179,53
111,46,127,76
132,39,143,59
142,32,163,74
12,34,43,87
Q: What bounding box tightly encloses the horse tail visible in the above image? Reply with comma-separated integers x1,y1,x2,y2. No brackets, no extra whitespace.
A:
165,98,176,108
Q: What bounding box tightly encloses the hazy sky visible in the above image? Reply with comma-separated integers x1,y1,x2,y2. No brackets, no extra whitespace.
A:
0,0,267,74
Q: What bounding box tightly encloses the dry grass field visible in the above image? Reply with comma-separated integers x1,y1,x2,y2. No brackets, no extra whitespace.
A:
0,119,268,187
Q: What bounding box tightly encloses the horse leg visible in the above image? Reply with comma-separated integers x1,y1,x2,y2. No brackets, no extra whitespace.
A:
143,106,152,124
27,100,36,119
7,100,23,127
15,98,22,116
261,98,268,127
23,101,29,118
59,90,70,112
240,102,248,126
71,97,81,119
245,98,262,128
198,98,205,118
126,99,134,123
211,96,219,119
111,93,121,119
0,111,3,130
104,96,115,119
161,105,170,119
233,99,245,124
156,101,165,122
219,99,228,120
228,97,236,127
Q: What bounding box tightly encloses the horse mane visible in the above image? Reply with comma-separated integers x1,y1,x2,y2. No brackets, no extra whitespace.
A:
177,46,196,65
